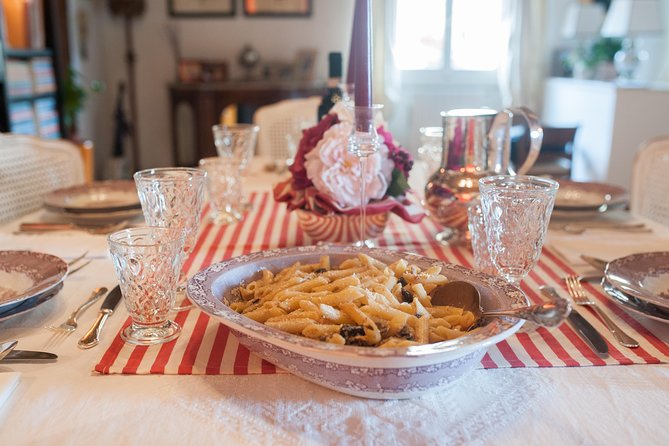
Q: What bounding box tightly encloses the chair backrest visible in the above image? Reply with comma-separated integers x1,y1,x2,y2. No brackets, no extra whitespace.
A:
253,96,321,162
631,135,669,227
0,134,85,223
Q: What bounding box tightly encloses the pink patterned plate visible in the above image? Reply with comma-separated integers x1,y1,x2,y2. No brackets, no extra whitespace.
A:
554,179,627,211
0,251,68,312
605,252,669,310
44,180,140,214
187,245,527,399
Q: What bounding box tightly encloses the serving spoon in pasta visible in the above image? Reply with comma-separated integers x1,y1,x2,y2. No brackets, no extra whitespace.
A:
430,281,571,327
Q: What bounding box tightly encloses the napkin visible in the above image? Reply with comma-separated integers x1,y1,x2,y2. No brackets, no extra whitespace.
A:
547,230,669,268
0,372,20,410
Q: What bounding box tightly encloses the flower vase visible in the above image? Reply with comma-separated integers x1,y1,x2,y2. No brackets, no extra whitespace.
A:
296,209,389,243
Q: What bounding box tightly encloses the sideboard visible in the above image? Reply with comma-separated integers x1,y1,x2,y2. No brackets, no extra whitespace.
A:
169,80,326,166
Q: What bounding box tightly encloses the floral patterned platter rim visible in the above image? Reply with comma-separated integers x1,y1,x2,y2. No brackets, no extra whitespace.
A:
44,180,141,214
188,245,529,398
554,179,627,211
605,252,669,310
601,279,669,324
0,251,68,312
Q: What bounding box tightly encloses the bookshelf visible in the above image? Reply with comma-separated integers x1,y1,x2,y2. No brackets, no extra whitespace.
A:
0,0,70,139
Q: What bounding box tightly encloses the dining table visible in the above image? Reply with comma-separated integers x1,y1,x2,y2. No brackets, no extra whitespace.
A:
0,159,668,446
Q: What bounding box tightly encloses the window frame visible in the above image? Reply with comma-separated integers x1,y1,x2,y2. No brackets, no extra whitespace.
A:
386,0,502,87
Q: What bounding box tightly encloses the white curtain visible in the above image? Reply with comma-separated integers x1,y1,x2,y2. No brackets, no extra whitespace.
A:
498,0,547,111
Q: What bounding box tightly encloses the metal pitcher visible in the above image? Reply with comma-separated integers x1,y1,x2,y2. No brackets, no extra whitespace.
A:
424,107,543,243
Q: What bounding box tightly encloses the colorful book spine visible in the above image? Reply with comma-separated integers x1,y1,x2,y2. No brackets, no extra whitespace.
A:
30,57,56,94
34,96,60,139
9,100,37,135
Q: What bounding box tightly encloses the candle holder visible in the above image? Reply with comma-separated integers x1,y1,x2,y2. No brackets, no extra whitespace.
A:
347,104,384,248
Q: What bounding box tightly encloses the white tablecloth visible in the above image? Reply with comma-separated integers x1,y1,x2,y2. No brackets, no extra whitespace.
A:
1,164,668,445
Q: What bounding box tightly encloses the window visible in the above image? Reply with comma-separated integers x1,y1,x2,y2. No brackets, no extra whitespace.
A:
389,0,505,83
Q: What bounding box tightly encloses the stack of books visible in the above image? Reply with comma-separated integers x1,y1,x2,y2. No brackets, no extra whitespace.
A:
30,57,56,94
34,96,60,139
9,101,36,135
6,60,33,97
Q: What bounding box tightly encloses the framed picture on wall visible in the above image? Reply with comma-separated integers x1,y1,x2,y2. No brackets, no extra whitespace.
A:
244,0,312,17
169,0,235,17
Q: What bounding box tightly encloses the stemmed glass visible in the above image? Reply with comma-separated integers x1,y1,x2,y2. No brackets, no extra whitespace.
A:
212,123,259,210
199,157,244,225
478,175,558,285
347,104,383,248
108,227,185,345
134,167,206,311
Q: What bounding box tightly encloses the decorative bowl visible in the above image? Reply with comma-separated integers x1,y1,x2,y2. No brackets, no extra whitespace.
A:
295,209,390,243
187,245,527,399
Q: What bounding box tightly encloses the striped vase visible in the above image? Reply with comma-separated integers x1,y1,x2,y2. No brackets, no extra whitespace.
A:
296,209,390,243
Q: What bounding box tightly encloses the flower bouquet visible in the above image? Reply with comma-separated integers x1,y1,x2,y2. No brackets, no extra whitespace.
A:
274,102,425,243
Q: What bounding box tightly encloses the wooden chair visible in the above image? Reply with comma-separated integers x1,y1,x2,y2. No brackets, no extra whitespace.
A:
631,135,669,227
0,134,86,223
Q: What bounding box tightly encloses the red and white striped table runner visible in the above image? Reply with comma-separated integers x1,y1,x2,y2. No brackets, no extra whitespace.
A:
94,191,669,375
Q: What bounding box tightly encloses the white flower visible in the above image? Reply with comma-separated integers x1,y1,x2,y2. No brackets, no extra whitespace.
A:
304,121,394,209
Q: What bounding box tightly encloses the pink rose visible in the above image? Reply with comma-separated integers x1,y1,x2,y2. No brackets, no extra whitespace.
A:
304,121,394,209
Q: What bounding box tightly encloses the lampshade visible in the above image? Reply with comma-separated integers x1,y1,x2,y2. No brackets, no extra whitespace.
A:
601,0,664,37
562,2,606,38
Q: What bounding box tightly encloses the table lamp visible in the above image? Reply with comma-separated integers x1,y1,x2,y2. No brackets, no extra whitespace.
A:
601,0,664,80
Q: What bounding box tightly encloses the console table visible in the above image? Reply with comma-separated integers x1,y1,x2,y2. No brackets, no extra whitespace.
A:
169,80,326,166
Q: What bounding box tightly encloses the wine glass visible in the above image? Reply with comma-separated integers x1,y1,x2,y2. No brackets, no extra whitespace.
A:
479,175,558,285
212,123,259,211
347,104,383,248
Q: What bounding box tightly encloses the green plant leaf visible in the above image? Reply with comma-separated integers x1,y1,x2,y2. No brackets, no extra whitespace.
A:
387,168,410,197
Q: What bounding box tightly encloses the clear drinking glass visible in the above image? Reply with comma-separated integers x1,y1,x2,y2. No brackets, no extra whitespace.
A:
134,167,206,310
212,123,259,169
198,157,243,225
108,227,185,345
347,104,384,248
467,199,496,275
212,124,259,209
479,175,558,285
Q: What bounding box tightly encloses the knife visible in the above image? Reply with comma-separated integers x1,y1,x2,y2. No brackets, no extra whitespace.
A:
580,255,609,273
2,350,58,361
540,286,609,356
78,285,122,349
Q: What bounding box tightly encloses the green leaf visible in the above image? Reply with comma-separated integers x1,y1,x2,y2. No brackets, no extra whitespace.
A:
387,168,410,197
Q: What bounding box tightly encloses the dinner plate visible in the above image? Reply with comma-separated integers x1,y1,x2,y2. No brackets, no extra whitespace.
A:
187,244,527,399
0,282,63,321
44,180,141,214
554,179,628,210
0,251,68,312
601,279,669,324
44,206,143,226
605,252,669,310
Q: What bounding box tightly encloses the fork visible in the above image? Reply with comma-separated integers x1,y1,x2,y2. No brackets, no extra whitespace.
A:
46,287,108,341
564,276,639,348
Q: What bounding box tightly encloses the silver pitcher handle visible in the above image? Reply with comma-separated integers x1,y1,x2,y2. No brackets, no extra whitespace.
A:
509,106,543,175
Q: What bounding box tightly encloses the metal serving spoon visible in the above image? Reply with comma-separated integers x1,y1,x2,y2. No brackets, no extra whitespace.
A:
430,281,571,327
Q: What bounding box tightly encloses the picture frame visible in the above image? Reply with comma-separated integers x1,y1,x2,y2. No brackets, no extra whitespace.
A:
169,0,235,17
244,0,312,17
293,49,317,81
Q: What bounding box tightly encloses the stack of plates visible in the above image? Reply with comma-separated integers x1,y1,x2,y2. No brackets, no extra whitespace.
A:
552,179,628,219
44,180,142,225
0,251,68,321
602,252,669,324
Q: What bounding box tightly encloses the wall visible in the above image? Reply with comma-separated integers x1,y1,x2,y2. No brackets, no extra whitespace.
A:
71,0,355,178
